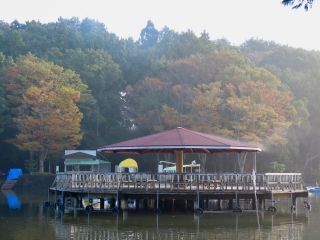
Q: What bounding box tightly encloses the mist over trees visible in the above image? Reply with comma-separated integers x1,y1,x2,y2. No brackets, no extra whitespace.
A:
0,18,319,182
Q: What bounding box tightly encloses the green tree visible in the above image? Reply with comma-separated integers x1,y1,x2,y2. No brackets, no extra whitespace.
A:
0,52,7,135
156,28,219,60
0,21,25,57
139,20,159,48
270,161,286,172
0,52,14,136
45,48,124,146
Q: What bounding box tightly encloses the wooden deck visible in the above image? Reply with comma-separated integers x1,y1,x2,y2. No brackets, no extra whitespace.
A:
50,172,306,196
49,172,309,213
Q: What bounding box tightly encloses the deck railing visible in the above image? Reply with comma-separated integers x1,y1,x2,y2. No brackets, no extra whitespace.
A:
52,172,304,193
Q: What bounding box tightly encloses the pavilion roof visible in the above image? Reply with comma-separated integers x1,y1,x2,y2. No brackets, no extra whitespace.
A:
98,127,261,154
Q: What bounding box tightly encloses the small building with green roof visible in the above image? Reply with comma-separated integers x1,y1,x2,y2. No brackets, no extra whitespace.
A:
64,150,111,173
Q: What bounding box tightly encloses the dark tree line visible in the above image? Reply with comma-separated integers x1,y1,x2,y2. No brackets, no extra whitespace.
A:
0,18,320,182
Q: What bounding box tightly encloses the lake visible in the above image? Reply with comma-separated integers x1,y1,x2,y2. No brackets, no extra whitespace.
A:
0,190,319,240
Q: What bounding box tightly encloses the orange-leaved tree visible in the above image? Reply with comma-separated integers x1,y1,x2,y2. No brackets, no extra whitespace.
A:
126,51,308,146
5,54,86,173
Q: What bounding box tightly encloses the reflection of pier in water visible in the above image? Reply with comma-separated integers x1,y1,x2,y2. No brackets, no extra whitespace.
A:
52,212,306,240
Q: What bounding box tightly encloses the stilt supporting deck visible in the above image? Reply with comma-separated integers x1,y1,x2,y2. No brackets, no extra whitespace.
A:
156,192,159,210
49,190,308,215
252,197,256,210
228,199,233,210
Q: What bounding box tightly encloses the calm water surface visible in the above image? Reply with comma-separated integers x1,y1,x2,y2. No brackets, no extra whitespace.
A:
1,190,320,240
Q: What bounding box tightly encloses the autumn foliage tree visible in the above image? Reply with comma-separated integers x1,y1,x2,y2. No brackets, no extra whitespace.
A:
126,50,308,146
190,66,307,145
4,54,86,172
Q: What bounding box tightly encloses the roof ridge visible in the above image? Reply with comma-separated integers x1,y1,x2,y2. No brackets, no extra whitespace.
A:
176,128,185,145
182,127,243,146
138,129,175,145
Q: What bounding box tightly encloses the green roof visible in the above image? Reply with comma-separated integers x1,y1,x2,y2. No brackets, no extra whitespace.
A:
63,152,96,159
64,159,109,166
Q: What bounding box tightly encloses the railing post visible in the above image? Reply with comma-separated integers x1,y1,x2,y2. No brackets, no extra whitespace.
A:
146,174,149,191
197,174,199,191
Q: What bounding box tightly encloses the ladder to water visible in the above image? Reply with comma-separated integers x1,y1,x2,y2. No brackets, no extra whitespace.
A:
1,180,18,190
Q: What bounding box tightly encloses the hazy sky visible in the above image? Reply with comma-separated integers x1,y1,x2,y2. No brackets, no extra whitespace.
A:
1,0,320,50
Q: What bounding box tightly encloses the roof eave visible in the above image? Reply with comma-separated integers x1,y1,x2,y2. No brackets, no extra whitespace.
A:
98,145,261,153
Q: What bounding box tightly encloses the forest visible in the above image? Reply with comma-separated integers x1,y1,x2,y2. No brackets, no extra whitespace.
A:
0,18,319,182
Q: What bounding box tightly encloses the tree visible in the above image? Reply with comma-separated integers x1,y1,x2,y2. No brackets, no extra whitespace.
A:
282,0,314,10
44,48,124,146
126,50,306,146
14,85,83,173
270,161,286,172
4,54,87,172
125,77,170,132
139,20,159,48
0,21,25,57
240,39,320,177
0,52,7,135
192,65,308,145
0,52,14,136
156,28,218,60
0,81,6,135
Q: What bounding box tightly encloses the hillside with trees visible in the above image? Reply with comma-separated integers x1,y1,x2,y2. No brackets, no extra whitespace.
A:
0,18,319,181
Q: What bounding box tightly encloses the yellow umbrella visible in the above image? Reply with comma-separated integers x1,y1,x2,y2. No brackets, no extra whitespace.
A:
119,158,138,168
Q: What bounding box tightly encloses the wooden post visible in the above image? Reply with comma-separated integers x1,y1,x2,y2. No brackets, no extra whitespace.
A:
156,191,159,211
175,151,184,173
258,197,263,210
252,197,256,210
228,199,233,210
253,152,257,172
217,199,221,210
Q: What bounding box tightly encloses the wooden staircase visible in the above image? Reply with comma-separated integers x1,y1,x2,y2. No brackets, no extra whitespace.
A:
1,180,18,190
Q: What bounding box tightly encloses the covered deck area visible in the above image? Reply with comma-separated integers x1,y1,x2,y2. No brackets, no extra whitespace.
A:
50,128,308,213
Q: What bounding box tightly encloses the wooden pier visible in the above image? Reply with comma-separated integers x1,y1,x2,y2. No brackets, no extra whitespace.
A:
49,172,308,213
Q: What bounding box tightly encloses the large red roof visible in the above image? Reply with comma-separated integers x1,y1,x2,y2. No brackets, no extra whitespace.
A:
98,127,261,154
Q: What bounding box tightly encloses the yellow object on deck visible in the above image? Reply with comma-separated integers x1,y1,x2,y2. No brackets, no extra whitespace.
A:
119,158,138,168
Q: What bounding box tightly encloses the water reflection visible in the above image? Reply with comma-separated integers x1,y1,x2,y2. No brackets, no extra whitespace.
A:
50,211,306,240
1,190,21,209
0,191,315,240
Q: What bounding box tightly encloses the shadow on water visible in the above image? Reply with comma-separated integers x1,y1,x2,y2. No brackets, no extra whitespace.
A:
0,190,318,240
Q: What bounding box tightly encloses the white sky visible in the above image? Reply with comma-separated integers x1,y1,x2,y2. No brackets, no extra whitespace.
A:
1,0,320,51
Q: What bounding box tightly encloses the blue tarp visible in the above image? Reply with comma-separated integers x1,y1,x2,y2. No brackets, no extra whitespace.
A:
6,168,23,180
